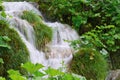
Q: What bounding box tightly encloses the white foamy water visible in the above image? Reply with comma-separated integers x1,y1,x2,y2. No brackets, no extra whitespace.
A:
3,2,79,69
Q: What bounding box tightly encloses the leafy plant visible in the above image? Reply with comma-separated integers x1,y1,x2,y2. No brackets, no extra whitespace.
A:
3,62,86,80
38,0,120,34
70,24,120,69
7,69,27,80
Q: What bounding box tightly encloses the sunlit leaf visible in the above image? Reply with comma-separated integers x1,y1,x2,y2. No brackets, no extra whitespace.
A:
21,62,44,74
0,77,6,80
45,67,64,76
1,11,6,18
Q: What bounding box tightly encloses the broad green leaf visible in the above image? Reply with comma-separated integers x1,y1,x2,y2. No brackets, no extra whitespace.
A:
34,71,45,77
9,75,27,80
7,69,21,75
45,67,64,76
21,62,44,74
7,69,27,80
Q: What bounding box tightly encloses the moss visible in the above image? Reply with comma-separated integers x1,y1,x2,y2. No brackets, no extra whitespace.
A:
21,11,52,50
70,48,108,80
0,19,29,76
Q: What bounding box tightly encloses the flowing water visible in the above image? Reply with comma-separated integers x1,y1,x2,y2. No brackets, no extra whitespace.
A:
3,2,79,70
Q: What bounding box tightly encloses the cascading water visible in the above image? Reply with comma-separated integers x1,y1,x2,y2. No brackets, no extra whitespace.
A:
3,2,79,69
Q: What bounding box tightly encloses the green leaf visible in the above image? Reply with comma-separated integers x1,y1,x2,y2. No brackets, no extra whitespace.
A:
0,44,11,49
7,69,21,75
9,75,27,80
0,36,11,49
34,71,45,77
2,36,11,41
0,58,4,64
0,77,6,80
7,69,27,80
21,62,44,74
45,67,64,76
1,11,6,18
94,13,101,17
62,73,74,80
114,34,120,39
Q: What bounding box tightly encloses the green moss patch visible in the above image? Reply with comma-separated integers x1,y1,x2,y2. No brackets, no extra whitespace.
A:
21,11,52,50
70,48,108,80
0,19,29,76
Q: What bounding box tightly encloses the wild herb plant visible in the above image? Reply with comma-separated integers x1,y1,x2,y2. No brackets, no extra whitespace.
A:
1,62,86,80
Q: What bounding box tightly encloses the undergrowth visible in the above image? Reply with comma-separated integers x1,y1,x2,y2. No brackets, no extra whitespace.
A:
0,18,29,77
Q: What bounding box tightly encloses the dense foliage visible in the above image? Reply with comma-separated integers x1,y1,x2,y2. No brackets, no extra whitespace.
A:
38,0,120,33
38,0,120,70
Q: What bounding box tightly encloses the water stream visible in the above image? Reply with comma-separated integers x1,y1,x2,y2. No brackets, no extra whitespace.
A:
3,2,79,69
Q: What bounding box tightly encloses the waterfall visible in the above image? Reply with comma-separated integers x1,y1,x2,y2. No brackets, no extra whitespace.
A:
3,2,79,69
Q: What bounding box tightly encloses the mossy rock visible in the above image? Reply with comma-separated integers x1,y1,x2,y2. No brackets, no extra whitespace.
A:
21,11,52,50
0,19,29,76
70,48,108,80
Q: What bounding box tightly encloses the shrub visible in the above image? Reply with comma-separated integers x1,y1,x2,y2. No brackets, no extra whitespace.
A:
70,48,108,80
70,25,120,69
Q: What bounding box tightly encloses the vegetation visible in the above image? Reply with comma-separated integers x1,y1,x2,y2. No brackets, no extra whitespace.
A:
38,0,120,33
3,0,39,2
0,62,86,80
70,24,120,69
70,48,108,80
38,0,120,70
21,11,52,51
0,17,29,77
0,36,11,76
36,0,120,79
1,0,120,79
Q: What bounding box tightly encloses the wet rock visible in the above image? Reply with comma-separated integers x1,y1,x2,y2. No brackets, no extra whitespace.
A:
29,2,39,9
106,70,120,80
